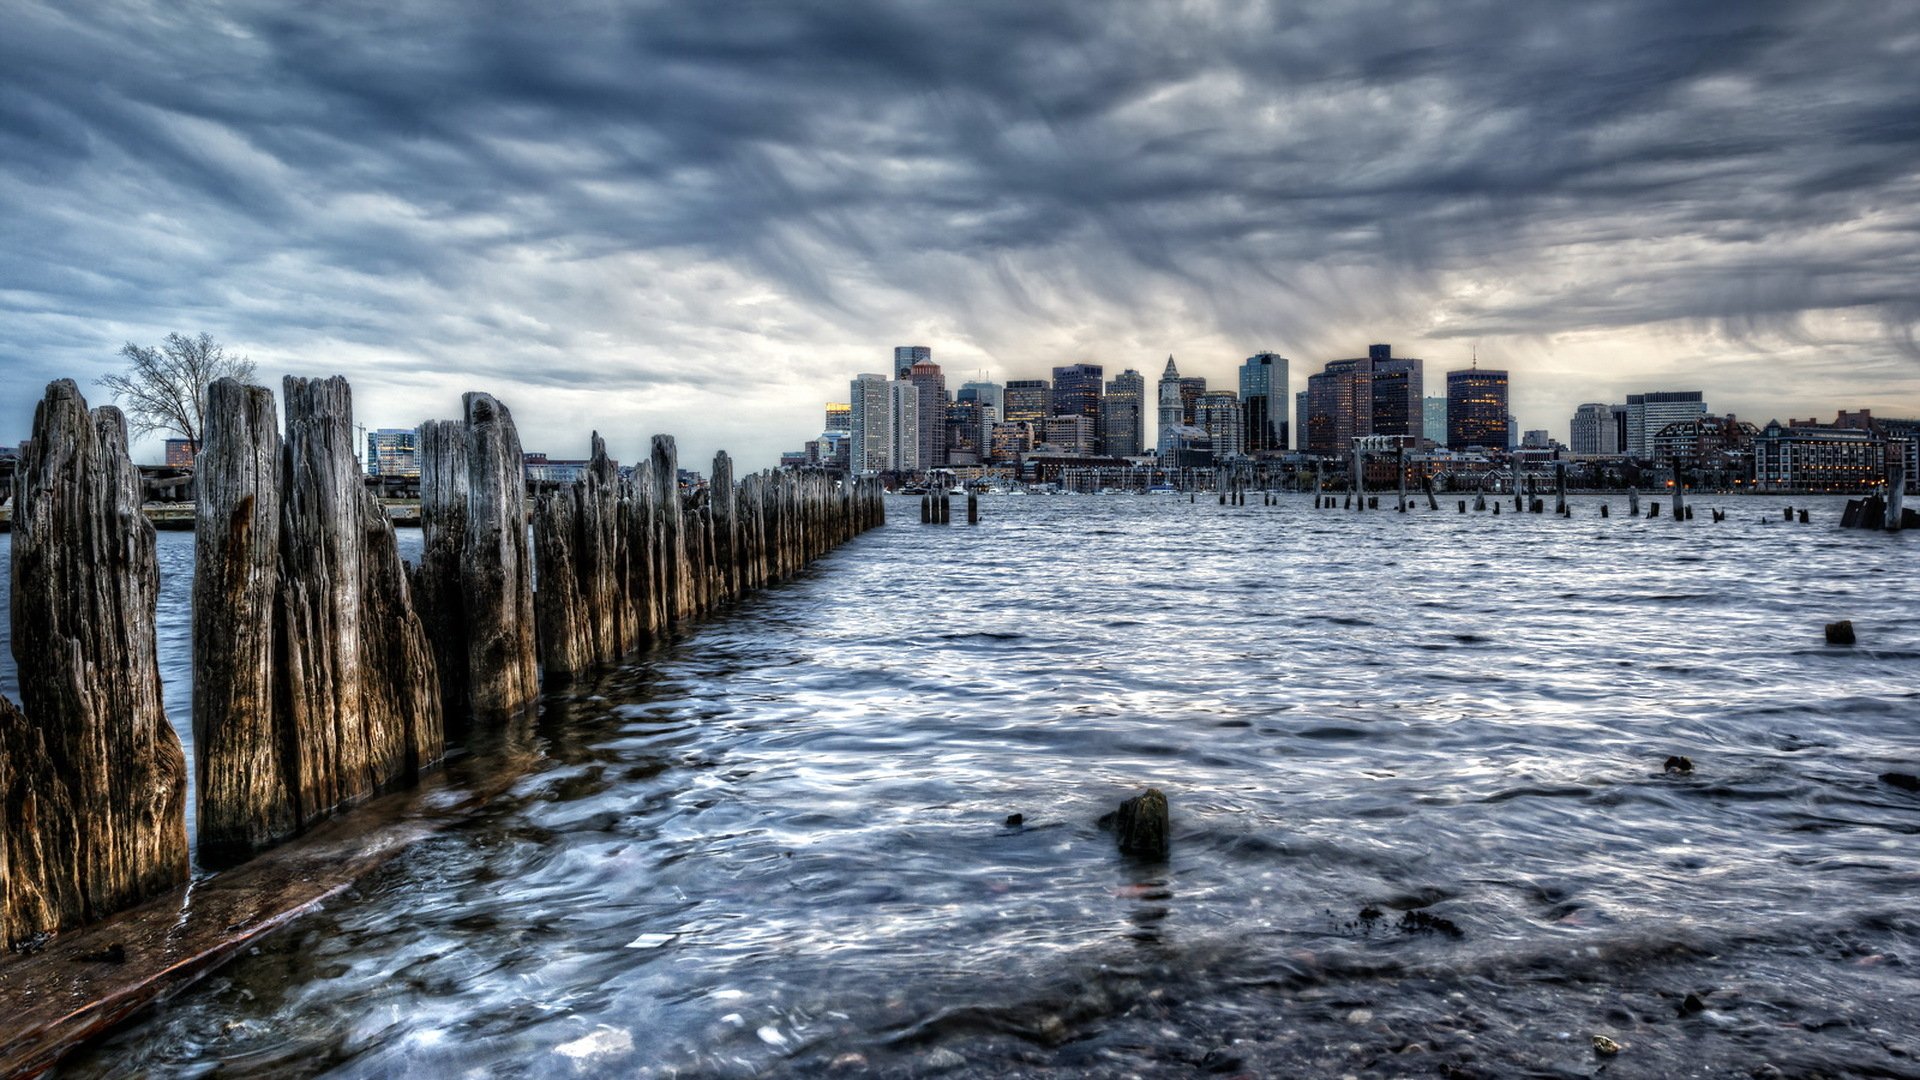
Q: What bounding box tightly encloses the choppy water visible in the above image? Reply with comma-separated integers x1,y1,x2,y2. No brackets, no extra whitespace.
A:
8,495,1920,1078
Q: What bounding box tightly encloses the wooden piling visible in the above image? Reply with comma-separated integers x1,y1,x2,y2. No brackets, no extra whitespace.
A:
2,382,189,945
1554,463,1567,515
968,493,979,524
1887,458,1906,531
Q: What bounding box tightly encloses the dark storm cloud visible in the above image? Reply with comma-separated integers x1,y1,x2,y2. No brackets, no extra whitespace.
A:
2,0,1917,462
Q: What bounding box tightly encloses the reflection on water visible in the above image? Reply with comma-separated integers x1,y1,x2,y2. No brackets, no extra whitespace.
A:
11,496,1920,1077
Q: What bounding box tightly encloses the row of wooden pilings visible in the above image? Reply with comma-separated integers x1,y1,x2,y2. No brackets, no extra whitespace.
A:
1,376,884,949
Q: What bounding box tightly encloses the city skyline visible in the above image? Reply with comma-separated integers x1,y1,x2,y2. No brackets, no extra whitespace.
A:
4,3,1919,471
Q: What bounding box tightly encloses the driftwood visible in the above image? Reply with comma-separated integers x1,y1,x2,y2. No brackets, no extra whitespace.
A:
1,381,188,947
193,377,442,867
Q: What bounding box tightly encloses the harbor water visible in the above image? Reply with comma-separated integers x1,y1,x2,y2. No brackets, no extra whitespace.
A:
6,494,1919,1077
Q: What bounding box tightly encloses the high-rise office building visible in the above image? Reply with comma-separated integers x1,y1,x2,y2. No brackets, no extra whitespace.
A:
1052,363,1103,423
366,428,419,478
1195,391,1245,460
1101,369,1146,457
824,402,851,432
1624,391,1707,457
889,380,920,473
1570,403,1618,455
1301,344,1423,454
1040,414,1097,455
1238,352,1289,453
849,373,891,473
893,345,932,379
1005,379,1052,424
164,438,196,468
907,361,949,469
1422,396,1447,446
1156,356,1183,457
1178,376,1207,426
956,381,1003,455
1445,365,1510,450
945,400,985,464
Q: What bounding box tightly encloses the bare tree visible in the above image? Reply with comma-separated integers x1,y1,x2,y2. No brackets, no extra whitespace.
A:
100,332,257,454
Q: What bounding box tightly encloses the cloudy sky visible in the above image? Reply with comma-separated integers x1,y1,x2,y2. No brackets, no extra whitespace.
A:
4,0,1918,468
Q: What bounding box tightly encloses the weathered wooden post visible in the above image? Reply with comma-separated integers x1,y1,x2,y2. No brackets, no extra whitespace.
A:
712,452,738,602
1600,503,1610,518
1423,472,1439,511
1629,487,1640,516
1555,463,1567,515
194,379,291,863
968,492,979,524
272,376,442,833
652,436,690,623
1396,444,1407,512
3,381,189,944
1351,447,1364,511
1783,506,1793,521
1887,456,1907,531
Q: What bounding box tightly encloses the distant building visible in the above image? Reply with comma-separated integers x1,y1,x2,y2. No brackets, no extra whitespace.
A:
849,373,891,473
1178,376,1207,426
955,382,1001,455
1753,420,1885,492
893,345,931,379
906,361,949,470
1570,403,1618,455
1303,344,1424,454
1445,365,1509,451
165,439,196,467
1156,356,1184,457
1100,368,1146,457
1625,391,1706,457
945,399,986,463
990,420,1036,461
1522,429,1552,450
1296,391,1309,455
1051,363,1103,423
1648,414,1757,471
824,402,851,432
1238,352,1289,453
1040,414,1097,455
1004,379,1053,425
889,379,921,473
1422,396,1447,447
1195,391,1245,460
1164,424,1214,469
366,428,419,478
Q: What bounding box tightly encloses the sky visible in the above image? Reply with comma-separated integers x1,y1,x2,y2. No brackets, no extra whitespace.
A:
3,0,1918,469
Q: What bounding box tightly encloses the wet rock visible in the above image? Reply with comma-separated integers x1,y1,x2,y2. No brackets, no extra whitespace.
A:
1199,1046,1245,1073
1005,813,1025,828
1107,788,1171,858
1591,1034,1622,1056
1880,773,1920,793
1679,991,1708,1016
1826,620,1856,646
77,943,126,964
1358,905,1384,925
1664,755,1694,775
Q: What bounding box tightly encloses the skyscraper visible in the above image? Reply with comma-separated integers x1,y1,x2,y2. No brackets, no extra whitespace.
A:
907,361,949,469
1422,396,1447,446
889,379,920,473
1300,344,1424,454
1367,346,1423,439
1052,363,1104,423
1624,391,1707,457
893,345,931,379
824,403,851,432
1178,376,1207,425
366,429,419,478
1195,391,1245,460
1445,365,1510,450
1156,356,1183,457
849,374,891,473
1238,352,1289,453
956,381,1003,457
1004,379,1052,424
1101,369,1146,457
1570,403,1618,455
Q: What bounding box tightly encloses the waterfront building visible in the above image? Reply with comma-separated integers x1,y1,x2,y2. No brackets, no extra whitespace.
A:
824,402,851,432
945,400,986,464
893,345,931,379
1752,420,1885,492
366,428,420,478
1422,396,1446,447
849,373,891,473
1624,391,1706,457
955,382,1002,454
1367,346,1423,439
164,438,195,468
1296,391,1310,455
1648,414,1758,471
1571,403,1619,455
1238,352,1290,453
889,380,920,473
1302,344,1424,455
1040,414,1097,455
1155,356,1184,457
1445,365,1509,451
1052,363,1104,423
1164,424,1214,469
1195,391,1245,460
1101,369,1146,457
1005,379,1053,425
